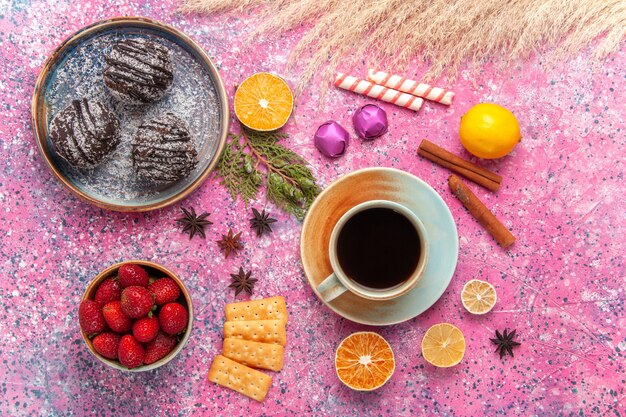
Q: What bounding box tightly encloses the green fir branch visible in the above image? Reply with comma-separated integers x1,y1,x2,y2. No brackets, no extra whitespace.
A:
217,133,261,205
216,129,321,221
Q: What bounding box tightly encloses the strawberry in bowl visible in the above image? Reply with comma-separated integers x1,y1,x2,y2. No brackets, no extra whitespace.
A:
79,260,193,371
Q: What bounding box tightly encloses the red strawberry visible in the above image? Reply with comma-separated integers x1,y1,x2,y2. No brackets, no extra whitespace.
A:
144,331,178,365
121,286,154,319
92,332,121,359
94,277,122,306
132,316,160,343
118,335,145,368
79,300,107,335
118,263,149,288
158,302,189,335
149,277,181,305
102,301,132,333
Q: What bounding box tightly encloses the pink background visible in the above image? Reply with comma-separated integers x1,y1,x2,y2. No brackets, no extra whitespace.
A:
0,1,624,416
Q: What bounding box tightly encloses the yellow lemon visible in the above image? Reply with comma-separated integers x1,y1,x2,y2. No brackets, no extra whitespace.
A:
459,103,521,159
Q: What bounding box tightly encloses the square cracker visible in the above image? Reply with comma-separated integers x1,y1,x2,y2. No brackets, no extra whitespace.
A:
222,338,284,371
224,320,287,346
207,355,272,402
225,296,288,323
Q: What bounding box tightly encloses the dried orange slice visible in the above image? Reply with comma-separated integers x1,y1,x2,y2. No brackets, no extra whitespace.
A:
421,323,466,367
234,72,294,131
335,332,395,391
461,279,497,315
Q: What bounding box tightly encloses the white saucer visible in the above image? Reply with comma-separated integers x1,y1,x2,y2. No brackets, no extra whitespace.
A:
300,167,458,325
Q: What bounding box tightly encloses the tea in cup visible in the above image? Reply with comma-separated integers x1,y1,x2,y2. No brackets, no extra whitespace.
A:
317,200,429,302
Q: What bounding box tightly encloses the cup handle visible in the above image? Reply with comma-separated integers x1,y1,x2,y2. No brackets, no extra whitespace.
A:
317,273,348,303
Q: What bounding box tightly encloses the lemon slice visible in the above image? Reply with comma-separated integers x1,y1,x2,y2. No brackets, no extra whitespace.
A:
461,279,497,315
421,323,466,367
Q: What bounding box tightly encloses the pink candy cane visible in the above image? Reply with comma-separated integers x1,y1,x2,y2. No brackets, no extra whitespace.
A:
367,69,454,106
334,73,424,112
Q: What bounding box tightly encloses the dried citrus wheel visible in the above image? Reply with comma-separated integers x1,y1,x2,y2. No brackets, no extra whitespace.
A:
335,331,395,391
459,103,521,159
421,323,466,367
461,279,497,315
233,72,294,131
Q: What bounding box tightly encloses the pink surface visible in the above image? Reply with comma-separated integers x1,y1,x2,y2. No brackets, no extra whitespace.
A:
0,1,625,416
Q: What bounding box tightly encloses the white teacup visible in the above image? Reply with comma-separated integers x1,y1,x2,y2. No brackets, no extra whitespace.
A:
317,200,429,302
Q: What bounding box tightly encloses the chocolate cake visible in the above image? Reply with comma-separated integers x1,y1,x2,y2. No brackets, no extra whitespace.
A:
103,38,173,105
132,113,198,185
49,98,120,168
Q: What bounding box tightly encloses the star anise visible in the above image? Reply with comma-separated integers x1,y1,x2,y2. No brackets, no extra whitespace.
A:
229,267,257,296
176,207,212,239
249,208,277,237
490,328,521,358
217,228,243,258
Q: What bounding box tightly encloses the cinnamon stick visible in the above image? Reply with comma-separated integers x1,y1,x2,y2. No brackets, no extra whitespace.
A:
418,139,502,191
448,175,515,248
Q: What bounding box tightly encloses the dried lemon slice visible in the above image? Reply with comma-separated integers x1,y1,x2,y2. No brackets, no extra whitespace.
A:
421,323,466,367
461,279,497,315
233,72,294,131
335,332,395,391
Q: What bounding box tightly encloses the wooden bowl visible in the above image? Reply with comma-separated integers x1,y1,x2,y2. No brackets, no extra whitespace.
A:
80,260,194,371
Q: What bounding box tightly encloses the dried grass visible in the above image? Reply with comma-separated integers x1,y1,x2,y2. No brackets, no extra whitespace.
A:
181,0,626,91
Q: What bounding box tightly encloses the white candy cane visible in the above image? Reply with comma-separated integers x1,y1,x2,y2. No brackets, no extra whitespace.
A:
367,69,454,106
334,73,423,112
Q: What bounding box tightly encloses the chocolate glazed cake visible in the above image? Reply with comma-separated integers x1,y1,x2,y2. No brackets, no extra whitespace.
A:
49,98,120,168
103,38,173,104
132,113,198,185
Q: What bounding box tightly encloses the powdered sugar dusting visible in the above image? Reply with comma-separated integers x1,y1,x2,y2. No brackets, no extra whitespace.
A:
45,27,223,206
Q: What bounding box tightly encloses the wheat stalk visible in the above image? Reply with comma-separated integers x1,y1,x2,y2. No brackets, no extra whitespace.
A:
181,0,626,91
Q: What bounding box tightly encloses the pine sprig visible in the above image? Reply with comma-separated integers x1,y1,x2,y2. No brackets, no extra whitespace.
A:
216,129,321,221
217,134,261,204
